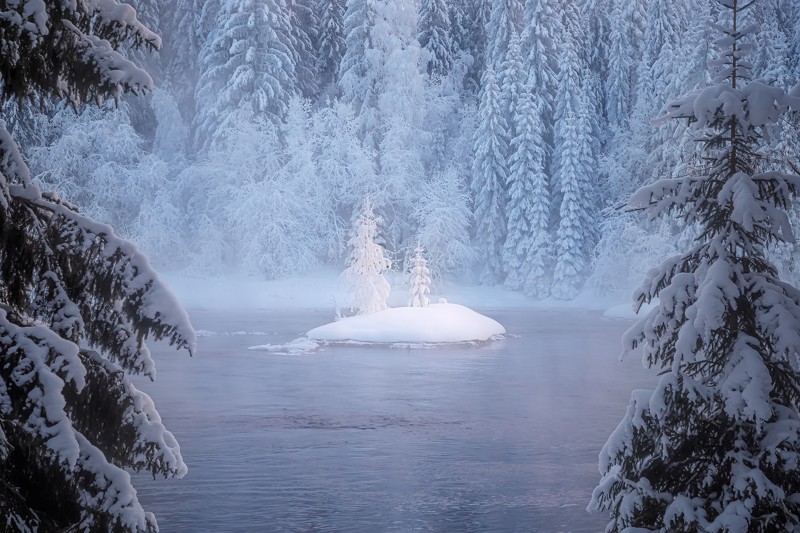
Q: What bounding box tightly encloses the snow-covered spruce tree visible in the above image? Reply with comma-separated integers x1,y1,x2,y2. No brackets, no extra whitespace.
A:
408,245,432,308
471,65,508,284
0,2,196,530
287,0,319,97
551,5,596,300
499,30,524,141
338,0,378,117
417,0,453,78
340,197,392,315
590,1,800,530
604,0,637,129
484,0,522,71
194,0,296,149
503,84,551,298
450,0,490,92
316,0,346,90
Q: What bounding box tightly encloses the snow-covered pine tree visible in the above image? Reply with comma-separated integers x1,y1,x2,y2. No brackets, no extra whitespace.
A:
408,245,432,307
590,1,800,529
287,0,320,97
751,0,792,89
0,2,196,530
316,0,346,90
503,84,551,298
339,0,378,115
521,0,561,107
451,0,490,92
551,5,596,300
340,197,392,314
605,0,636,128
194,0,296,149
166,0,218,118
418,0,453,78
471,65,508,284
484,0,522,70
500,30,524,141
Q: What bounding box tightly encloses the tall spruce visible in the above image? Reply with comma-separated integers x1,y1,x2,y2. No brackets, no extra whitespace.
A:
316,0,346,89
502,84,551,297
590,1,800,530
0,1,195,530
471,65,508,284
551,5,596,299
194,0,296,149
418,0,453,78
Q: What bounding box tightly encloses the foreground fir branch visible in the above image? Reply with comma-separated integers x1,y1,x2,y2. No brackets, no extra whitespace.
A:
590,0,800,531
0,1,195,530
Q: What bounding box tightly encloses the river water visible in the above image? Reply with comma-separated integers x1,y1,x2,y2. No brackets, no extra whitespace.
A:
134,308,655,532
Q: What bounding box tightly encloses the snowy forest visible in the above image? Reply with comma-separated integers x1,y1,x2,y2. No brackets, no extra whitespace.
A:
6,0,798,299
6,0,800,530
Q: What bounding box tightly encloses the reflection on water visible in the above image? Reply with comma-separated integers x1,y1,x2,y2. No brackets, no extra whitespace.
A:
134,308,654,532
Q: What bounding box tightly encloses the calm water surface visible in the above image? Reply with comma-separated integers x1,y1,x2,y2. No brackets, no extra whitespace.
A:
134,308,655,532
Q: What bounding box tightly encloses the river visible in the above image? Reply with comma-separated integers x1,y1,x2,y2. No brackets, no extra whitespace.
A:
134,307,655,532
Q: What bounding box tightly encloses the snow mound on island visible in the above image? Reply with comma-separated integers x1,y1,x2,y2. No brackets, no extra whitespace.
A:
307,303,505,343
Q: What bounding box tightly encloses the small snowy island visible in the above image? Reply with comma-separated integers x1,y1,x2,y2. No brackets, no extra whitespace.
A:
307,302,505,344
302,199,505,346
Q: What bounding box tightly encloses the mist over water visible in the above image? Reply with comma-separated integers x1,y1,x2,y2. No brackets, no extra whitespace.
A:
135,309,655,532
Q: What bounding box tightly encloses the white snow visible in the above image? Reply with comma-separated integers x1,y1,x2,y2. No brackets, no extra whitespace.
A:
306,303,505,343
248,338,320,355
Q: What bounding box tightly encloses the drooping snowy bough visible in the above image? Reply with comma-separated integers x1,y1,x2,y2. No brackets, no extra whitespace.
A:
589,1,800,531
0,2,195,531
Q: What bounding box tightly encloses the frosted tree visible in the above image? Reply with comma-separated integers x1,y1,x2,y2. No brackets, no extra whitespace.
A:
408,245,432,307
590,1,800,530
471,66,508,284
551,7,596,300
316,0,346,89
339,0,378,116
288,0,319,97
30,104,165,240
167,0,219,117
413,168,475,283
340,198,392,314
194,0,296,149
311,102,378,257
503,85,551,298
0,1,196,530
500,30,524,140
373,0,426,241
184,104,330,277
418,0,453,77
629,0,695,183
604,0,636,128
484,0,522,70
451,0,490,91
751,0,792,88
